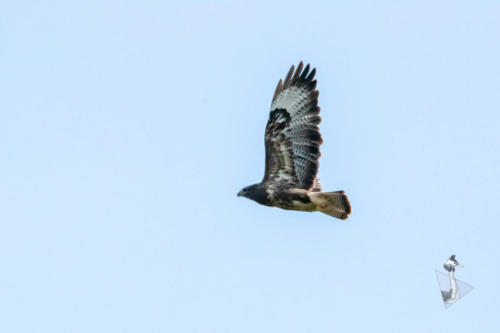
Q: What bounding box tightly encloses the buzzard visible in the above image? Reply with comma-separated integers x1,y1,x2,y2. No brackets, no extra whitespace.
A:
237,62,351,219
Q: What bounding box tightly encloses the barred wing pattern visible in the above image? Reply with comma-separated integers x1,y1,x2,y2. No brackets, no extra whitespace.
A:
263,62,323,190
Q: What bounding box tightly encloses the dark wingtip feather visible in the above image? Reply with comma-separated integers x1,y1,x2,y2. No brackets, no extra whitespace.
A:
306,68,316,81
292,62,303,83
272,79,283,102
300,64,310,80
283,64,295,89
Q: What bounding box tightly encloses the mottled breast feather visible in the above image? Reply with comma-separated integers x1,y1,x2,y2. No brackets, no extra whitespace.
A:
263,62,323,191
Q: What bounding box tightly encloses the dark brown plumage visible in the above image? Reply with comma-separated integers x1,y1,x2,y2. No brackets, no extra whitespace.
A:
238,62,351,220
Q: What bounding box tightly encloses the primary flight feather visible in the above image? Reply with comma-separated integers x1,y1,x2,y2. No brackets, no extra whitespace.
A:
238,62,351,219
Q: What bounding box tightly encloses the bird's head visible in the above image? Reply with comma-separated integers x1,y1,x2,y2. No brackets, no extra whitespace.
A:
237,184,257,199
237,184,267,204
444,254,463,272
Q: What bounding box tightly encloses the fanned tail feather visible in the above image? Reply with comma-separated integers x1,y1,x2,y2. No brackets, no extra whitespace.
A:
310,191,351,220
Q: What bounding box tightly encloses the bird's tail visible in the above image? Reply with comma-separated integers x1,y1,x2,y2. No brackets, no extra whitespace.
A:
310,191,351,220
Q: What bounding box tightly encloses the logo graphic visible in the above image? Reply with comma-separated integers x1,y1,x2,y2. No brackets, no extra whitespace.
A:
435,255,473,309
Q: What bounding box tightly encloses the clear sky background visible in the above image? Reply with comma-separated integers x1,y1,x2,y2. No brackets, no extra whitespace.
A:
1,1,499,332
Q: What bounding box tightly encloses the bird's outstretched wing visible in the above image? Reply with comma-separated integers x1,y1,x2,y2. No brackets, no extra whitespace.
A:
262,62,322,190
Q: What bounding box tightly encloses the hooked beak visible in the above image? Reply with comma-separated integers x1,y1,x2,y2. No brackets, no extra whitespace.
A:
237,190,244,197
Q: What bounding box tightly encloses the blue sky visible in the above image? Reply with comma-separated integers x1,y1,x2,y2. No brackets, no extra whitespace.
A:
1,1,499,332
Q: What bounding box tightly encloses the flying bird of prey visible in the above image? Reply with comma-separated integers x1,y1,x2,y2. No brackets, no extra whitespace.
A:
237,62,351,219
